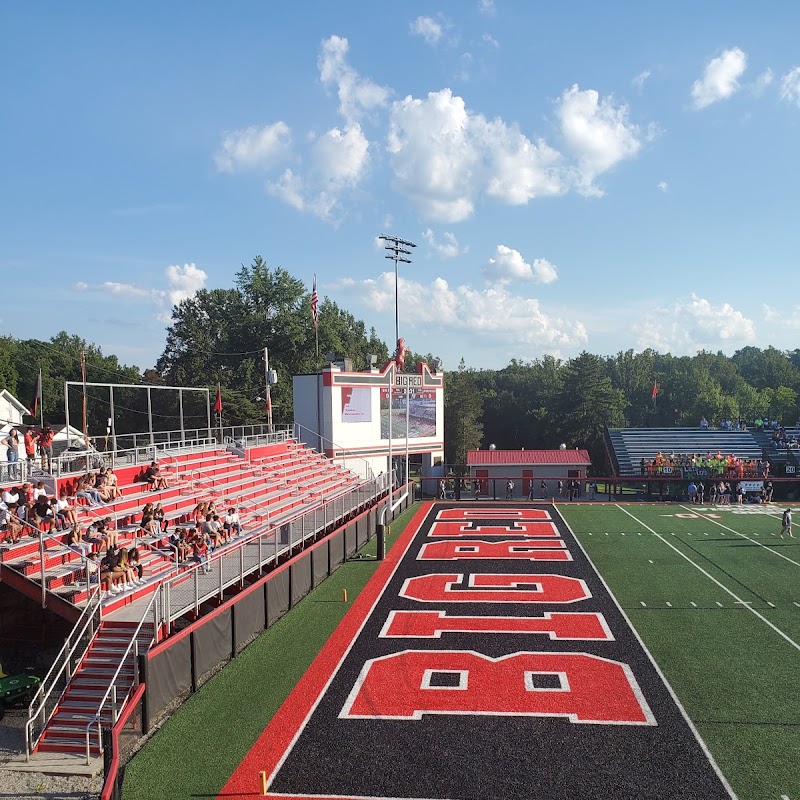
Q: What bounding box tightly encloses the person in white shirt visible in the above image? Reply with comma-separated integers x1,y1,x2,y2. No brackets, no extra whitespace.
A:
2,487,20,506
223,508,241,539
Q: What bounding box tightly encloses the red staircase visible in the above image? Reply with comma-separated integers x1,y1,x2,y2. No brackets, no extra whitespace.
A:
35,620,153,758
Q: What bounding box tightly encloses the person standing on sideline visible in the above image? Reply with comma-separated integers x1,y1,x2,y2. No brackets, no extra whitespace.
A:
557,479,564,498
439,479,446,500
506,479,514,500
527,481,535,501
540,479,547,499
780,508,793,538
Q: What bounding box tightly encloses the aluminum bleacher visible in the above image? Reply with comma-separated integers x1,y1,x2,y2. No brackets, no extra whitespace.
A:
608,427,764,476
1,436,391,763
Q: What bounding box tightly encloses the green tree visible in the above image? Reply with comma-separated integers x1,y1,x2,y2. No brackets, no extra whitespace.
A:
555,352,625,464
444,359,484,468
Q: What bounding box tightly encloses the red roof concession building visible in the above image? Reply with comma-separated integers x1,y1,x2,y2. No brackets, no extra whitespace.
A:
466,448,592,499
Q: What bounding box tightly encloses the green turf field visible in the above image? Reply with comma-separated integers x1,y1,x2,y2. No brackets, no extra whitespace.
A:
122,502,800,800
559,502,800,800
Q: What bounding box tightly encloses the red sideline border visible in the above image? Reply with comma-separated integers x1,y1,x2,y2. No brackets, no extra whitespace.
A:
218,502,433,800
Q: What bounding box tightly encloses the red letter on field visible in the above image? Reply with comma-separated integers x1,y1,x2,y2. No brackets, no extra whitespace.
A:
429,521,561,538
340,650,654,725
380,610,613,641
418,540,570,562
437,509,552,521
399,573,591,604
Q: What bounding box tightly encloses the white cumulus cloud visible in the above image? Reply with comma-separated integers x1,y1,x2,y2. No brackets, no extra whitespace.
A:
388,88,565,222
410,16,443,44
318,35,391,124
780,67,800,107
635,295,756,354
482,245,558,285
657,181,668,192
422,229,464,258
763,304,800,330
478,0,496,16
691,47,747,109
165,263,208,306
266,124,370,221
75,263,208,323
346,272,587,350
555,85,642,195
214,122,292,172
312,124,370,187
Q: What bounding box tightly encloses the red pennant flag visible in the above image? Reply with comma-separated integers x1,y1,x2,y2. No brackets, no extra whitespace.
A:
214,384,223,415
651,381,659,400
30,369,42,417
266,392,272,415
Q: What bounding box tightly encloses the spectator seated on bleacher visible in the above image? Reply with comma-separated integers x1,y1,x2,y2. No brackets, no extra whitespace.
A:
223,508,241,538
75,474,104,507
193,535,211,573
641,451,762,480
192,501,209,523
87,517,118,550
202,513,225,548
68,525,93,556
32,496,56,534
170,527,192,562
55,490,78,528
0,502,23,543
143,461,169,491
699,417,709,429
139,504,160,538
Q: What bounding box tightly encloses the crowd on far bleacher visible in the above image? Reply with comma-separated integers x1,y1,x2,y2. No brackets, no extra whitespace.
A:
640,451,769,481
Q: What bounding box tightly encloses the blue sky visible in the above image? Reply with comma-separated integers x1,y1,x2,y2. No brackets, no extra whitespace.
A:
2,2,800,373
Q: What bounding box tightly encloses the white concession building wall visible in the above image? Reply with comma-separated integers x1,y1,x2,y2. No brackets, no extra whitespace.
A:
293,360,444,481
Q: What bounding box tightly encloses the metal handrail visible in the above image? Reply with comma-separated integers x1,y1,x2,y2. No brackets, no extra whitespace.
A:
84,590,159,764
155,471,391,625
25,585,103,759
293,422,374,480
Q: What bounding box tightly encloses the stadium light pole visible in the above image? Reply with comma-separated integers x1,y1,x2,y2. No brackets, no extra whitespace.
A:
378,234,416,490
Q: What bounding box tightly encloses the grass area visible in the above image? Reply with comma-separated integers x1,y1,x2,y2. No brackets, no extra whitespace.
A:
559,502,800,800
121,504,420,800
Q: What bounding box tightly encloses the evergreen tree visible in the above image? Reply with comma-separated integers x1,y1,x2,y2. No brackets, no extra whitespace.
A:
444,359,483,468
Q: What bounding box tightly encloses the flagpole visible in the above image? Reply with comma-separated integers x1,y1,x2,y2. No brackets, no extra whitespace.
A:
264,347,273,434
312,273,319,360
81,350,89,450
217,382,223,443
38,368,43,428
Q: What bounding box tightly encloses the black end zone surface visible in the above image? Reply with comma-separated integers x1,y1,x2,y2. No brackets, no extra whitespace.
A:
269,505,734,799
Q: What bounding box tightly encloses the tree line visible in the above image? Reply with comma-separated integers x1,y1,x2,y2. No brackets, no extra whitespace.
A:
1,259,798,472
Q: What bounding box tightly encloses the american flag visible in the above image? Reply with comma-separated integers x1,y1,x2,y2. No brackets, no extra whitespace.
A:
311,274,318,329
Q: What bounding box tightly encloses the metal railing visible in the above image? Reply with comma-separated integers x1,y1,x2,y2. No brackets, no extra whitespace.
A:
85,591,159,764
153,472,391,626
25,585,103,759
293,422,375,480
225,426,293,451
110,424,281,452
0,458,31,485
49,437,218,479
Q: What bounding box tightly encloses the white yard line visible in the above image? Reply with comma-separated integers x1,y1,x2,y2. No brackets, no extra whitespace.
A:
617,505,800,656
678,505,800,568
560,509,737,799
